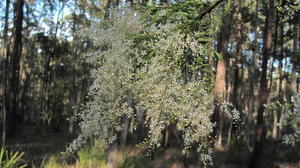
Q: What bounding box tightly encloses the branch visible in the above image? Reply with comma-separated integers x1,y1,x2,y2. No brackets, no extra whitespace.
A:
195,0,225,21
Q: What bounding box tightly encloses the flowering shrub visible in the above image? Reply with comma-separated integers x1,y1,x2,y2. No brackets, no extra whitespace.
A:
68,9,215,166
135,23,214,165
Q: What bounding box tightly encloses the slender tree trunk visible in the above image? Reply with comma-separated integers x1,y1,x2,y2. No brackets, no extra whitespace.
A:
69,0,78,134
268,58,275,100
246,0,259,149
120,115,129,150
249,0,274,167
213,0,234,146
274,61,283,139
231,0,242,111
19,0,31,124
19,72,31,123
1,0,10,146
273,3,285,139
291,23,299,95
107,143,118,168
119,93,136,150
268,8,278,95
6,0,25,139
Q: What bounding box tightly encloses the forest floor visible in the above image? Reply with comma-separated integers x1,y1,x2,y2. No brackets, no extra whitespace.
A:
7,125,75,167
6,125,300,168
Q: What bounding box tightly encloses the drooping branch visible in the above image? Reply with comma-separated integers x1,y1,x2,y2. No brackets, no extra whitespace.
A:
195,0,225,21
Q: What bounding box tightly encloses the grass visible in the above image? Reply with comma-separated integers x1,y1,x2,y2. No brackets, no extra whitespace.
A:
0,147,27,168
43,145,155,168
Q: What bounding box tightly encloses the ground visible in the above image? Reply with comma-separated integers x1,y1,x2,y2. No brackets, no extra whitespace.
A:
6,125,300,168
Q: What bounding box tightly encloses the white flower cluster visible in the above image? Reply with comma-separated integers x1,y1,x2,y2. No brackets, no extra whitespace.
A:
68,9,215,165
136,23,214,147
134,23,214,165
220,101,240,125
67,10,140,152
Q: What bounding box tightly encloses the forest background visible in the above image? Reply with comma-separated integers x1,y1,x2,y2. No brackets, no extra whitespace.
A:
0,0,300,168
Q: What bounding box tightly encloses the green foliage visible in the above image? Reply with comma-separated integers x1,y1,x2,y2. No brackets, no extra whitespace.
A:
76,144,106,166
45,144,106,168
44,156,60,168
0,147,26,168
141,0,221,31
282,94,300,146
277,0,300,23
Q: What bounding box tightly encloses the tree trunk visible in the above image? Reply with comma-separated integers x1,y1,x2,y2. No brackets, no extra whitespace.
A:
1,0,10,146
119,115,129,150
19,0,32,124
268,58,275,101
231,0,242,111
249,0,274,167
19,72,31,123
6,0,25,139
291,23,299,95
214,57,226,147
246,0,259,149
68,0,78,134
107,143,118,168
273,3,285,139
213,0,234,146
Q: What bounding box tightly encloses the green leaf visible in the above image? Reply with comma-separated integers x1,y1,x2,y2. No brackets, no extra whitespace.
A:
224,0,232,15
214,51,223,60
0,147,26,168
197,38,209,42
175,10,189,17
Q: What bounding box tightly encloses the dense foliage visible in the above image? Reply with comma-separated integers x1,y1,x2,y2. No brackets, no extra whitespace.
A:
282,94,300,145
67,9,216,165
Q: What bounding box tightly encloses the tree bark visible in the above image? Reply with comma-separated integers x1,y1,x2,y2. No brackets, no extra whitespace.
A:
214,59,226,146
119,115,129,150
213,0,234,146
107,143,118,168
249,0,274,167
273,2,285,139
246,0,259,149
231,0,242,111
18,0,32,124
6,0,25,139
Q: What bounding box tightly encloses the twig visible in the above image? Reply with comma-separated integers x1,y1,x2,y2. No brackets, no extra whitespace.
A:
195,0,225,21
